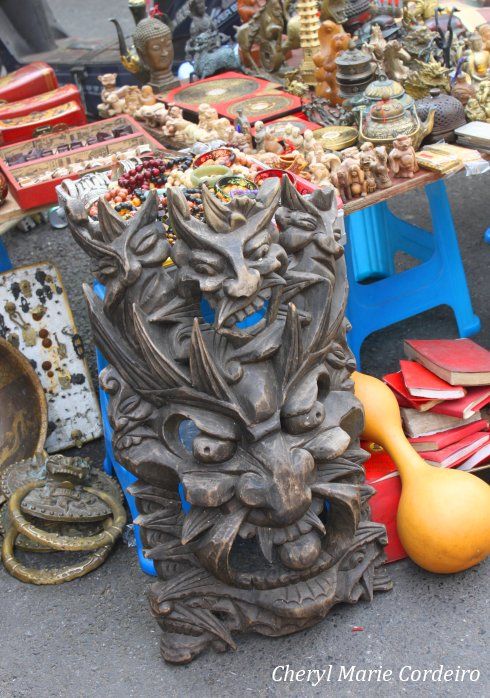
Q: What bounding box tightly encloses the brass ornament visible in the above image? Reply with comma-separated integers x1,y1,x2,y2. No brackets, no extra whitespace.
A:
0,454,126,585
0,338,47,469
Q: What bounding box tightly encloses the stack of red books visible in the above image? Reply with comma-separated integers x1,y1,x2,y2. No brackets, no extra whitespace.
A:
364,338,490,563
384,339,490,470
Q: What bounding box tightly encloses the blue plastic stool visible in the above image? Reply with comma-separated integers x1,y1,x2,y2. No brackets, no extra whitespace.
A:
0,237,12,273
94,282,192,576
345,179,481,366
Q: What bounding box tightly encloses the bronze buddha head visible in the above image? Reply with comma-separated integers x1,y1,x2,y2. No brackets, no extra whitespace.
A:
133,17,178,91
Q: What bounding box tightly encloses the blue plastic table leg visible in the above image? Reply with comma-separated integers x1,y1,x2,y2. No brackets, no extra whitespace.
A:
484,228,490,244
0,237,13,272
345,179,480,367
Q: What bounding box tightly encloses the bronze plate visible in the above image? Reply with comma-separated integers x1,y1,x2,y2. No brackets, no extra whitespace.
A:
173,77,262,106
0,338,47,468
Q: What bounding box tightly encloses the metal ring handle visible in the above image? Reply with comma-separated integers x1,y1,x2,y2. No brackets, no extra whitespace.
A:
8,482,126,551
1,526,112,585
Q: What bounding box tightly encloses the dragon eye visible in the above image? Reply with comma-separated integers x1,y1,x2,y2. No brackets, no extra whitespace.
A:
191,260,221,276
192,435,236,463
133,233,157,254
282,402,325,435
249,244,270,261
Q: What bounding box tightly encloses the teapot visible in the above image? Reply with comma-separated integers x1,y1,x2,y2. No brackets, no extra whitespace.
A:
359,95,435,150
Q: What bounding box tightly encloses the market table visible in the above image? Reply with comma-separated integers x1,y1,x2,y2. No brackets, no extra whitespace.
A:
341,166,482,366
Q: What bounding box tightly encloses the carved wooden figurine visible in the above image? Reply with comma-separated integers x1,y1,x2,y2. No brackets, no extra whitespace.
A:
389,135,419,178
65,177,391,665
313,21,351,104
373,146,392,190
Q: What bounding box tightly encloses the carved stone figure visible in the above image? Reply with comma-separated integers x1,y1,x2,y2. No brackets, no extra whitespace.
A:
359,153,377,194
132,16,179,92
65,177,391,664
373,146,392,189
389,135,418,178
313,20,351,104
381,40,411,82
97,74,127,117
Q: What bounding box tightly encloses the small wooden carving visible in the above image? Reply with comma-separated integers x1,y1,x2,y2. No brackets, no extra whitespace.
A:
389,135,419,179
313,21,351,104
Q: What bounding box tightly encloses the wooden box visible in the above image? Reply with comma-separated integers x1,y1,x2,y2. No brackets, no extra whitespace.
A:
0,115,166,209
0,100,87,146
0,84,82,121
0,62,58,103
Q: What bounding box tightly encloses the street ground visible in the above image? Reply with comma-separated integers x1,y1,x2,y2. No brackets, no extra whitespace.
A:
0,2,489,696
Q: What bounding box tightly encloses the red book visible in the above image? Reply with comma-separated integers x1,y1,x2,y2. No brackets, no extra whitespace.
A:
422,432,490,468
404,338,490,386
457,442,490,471
399,360,465,399
383,371,442,412
409,419,489,452
430,386,490,419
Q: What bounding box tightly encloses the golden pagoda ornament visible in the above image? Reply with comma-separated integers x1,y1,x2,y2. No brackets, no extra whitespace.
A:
297,0,321,87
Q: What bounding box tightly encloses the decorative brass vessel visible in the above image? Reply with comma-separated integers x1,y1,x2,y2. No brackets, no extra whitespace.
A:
359,97,435,150
363,76,414,109
0,338,47,470
415,88,466,144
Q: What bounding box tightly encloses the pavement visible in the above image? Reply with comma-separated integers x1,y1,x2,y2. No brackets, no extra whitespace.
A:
0,2,490,696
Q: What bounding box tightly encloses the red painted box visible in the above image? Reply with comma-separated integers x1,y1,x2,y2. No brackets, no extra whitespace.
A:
0,62,58,103
0,101,87,146
362,442,407,563
0,85,82,120
0,116,166,209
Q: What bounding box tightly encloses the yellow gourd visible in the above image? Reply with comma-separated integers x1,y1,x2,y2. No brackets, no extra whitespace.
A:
352,371,490,574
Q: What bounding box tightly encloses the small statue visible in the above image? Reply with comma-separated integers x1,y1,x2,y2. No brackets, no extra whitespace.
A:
465,97,487,123
389,135,419,179
366,24,386,61
123,85,144,116
97,73,127,117
451,73,476,106
132,16,179,92
477,23,490,52
234,108,251,137
359,153,377,194
402,24,440,65
373,146,392,190
382,40,411,82
465,33,490,83
404,57,451,100
140,85,156,106
313,20,351,105
309,162,331,186
185,0,234,77
254,120,266,151
333,156,366,201
262,127,284,155
198,104,232,141
289,126,304,151
163,104,215,147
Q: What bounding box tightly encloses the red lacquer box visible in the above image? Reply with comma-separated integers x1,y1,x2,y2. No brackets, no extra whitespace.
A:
0,115,167,209
0,101,87,146
0,84,82,120
0,62,58,103
362,442,407,563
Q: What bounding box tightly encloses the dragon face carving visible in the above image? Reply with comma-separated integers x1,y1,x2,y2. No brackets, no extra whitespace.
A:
65,176,391,665
168,184,288,339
